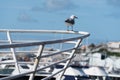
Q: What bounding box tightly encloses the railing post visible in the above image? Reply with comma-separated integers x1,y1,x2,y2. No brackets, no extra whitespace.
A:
58,39,82,80
6,31,20,73
29,45,44,80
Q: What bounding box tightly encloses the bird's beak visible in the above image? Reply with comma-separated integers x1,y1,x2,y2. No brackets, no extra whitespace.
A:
75,16,78,19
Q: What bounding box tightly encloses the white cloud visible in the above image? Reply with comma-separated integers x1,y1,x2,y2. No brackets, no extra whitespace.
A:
32,0,76,12
17,13,38,23
46,0,69,9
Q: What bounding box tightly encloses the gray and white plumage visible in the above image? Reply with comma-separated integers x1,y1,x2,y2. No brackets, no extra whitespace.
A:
65,15,78,31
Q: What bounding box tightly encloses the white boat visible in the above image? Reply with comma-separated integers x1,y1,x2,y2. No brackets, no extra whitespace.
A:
71,53,120,80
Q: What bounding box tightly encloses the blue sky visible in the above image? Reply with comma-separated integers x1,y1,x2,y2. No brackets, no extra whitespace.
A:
0,0,120,43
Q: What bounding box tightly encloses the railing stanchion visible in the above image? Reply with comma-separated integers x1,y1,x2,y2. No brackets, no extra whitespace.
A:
6,31,20,73
29,45,44,80
58,39,82,80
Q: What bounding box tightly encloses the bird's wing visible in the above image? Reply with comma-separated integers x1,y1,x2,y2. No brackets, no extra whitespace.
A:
65,18,70,22
65,19,74,24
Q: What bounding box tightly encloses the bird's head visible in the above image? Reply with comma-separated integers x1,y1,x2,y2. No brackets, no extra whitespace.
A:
70,15,78,19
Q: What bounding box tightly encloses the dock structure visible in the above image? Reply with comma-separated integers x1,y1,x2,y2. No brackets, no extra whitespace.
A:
0,29,90,80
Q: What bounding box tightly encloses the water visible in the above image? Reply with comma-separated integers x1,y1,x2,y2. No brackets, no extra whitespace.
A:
0,0,120,44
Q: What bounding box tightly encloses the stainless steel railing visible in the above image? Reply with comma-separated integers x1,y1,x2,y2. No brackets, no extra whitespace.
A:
0,29,90,80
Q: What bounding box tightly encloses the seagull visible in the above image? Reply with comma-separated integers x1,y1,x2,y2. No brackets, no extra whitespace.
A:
65,15,78,31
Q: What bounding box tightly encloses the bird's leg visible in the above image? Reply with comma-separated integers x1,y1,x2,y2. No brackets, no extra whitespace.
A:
71,26,73,31
67,26,69,31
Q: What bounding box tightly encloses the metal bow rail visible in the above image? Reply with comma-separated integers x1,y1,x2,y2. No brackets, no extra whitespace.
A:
0,29,90,80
